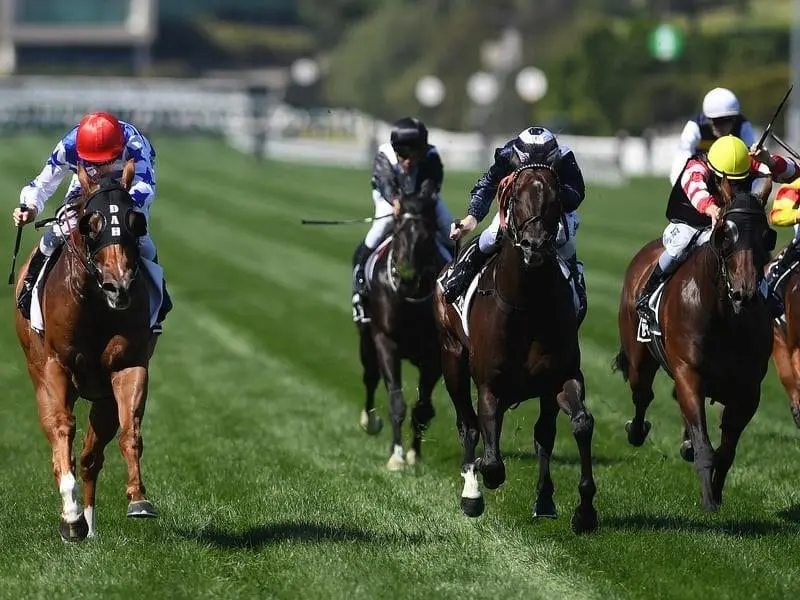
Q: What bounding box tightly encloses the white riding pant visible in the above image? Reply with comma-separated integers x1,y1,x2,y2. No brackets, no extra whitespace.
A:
661,222,712,262
478,209,581,260
364,189,454,255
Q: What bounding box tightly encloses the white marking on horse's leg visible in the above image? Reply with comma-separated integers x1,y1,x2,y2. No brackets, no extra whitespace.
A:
406,448,417,466
59,473,83,523
386,444,406,471
461,463,482,499
84,505,96,538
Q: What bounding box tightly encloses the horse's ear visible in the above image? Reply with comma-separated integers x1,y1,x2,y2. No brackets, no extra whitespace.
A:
121,159,135,190
718,176,733,208
753,176,773,207
77,164,97,197
126,210,147,237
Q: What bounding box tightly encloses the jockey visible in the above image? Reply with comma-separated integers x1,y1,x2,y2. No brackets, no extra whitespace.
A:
669,87,756,185
439,126,587,323
11,112,172,334
351,116,454,323
765,178,800,300
636,134,798,322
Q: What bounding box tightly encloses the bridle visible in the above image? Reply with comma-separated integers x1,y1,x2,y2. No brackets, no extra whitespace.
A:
500,163,561,254
387,206,440,303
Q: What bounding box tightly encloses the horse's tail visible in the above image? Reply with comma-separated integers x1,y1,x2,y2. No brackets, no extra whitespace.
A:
611,346,630,381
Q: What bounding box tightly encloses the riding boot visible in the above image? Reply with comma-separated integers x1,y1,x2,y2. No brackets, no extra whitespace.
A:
17,247,48,320
351,243,372,323
635,264,668,319
565,255,588,326
153,279,173,334
766,241,800,289
440,237,490,304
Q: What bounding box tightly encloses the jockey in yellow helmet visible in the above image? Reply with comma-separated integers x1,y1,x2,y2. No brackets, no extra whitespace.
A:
765,177,800,305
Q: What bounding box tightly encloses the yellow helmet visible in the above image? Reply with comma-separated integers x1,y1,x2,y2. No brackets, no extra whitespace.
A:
707,135,751,180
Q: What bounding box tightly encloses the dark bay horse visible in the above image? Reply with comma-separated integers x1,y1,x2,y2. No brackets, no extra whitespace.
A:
434,164,597,534
768,240,800,427
14,161,157,541
615,184,775,511
358,180,447,470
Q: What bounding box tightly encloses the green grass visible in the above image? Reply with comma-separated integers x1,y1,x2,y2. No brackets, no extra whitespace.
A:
0,134,799,600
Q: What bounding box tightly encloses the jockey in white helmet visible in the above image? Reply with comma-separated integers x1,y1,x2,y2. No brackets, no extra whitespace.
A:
669,87,756,185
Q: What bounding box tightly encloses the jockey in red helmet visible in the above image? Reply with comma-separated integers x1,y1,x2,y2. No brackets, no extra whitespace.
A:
12,112,171,335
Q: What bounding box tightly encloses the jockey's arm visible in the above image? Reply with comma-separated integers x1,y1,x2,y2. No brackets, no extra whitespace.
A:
371,151,397,205
740,120,757,147
670,121,701,186
681,160,718,217
124,134,156,212
558,151,585,212
467,146,513,222
19,141,70,214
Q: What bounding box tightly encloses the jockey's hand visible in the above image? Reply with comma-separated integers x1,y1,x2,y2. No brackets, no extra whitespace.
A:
705,204,722,229
12,206,38,227
749,144,775,169
450,215,477,240
392,198,401,216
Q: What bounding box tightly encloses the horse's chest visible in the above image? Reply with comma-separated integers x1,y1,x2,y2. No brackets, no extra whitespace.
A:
58,337,139,399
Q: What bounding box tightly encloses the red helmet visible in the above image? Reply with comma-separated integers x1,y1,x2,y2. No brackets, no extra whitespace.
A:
76,112,125,163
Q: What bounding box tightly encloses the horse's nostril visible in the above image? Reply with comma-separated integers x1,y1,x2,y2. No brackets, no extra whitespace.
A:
101,282,117,294
519,239,532,249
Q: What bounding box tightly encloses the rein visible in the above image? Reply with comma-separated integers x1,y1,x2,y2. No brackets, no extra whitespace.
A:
36,206,105,291
711,204,769,305
386,209,439,303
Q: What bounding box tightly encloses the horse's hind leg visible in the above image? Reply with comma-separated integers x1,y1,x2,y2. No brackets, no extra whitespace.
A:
556,372,598,534
408,351,440,465
712,389,760,507
532,395,559,519
374,332,406,470
442,346,482,516
79,398,120,537
113,366,157,518
36,361,86,541
358,325,383,435
624,345,658,447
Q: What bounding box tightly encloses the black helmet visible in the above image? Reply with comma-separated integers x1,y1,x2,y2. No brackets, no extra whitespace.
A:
391,117,428,157
512,126,560,166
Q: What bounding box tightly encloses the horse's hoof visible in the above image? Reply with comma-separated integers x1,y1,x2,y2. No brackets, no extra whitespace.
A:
406,449,418,466
386,454,406,471
625,419,651,447
571,506,598,534
679,440,695,462
532,497,558,519
479,461,506,490
59,513,89,542
127,500,158,519
359,409,383,435
791,405,800,429
461,495,485,518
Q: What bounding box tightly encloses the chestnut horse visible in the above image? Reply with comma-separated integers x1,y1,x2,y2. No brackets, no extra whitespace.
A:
768,240,800,427
358,181,446,470
614,184,775,511
14,161,157,542
434,164,597,534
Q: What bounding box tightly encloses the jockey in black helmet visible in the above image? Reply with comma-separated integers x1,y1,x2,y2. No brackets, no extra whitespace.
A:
351,117,454,323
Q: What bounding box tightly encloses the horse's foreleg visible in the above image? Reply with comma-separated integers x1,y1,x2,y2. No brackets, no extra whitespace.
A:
712,389,760,507
624,347,659,447
442,347,481,517
36,360,86,541
79,398,120,537
556,373,598,534
532,395,559,519
374,332,405,470
408,350,440,465
788,343,800,428
358,326,383,435
674,366,717,511
477,384,506,491
112,366,157,518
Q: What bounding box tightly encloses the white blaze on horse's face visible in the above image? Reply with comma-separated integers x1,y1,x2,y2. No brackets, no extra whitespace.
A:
99,245,134,311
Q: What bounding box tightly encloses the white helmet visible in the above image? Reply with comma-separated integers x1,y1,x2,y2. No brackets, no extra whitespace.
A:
702,87,740,119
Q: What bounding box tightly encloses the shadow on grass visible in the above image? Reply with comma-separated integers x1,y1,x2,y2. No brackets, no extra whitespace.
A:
503,451,620,466
777,504,800,524
603,513,798,537
180,521,434,550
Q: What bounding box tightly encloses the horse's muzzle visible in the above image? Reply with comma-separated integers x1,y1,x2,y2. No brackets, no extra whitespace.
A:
101,281,131,310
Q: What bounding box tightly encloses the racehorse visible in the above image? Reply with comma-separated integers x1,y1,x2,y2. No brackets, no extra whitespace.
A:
614,181,775,511
357,180,446,470
768,240,800,428
434,164,598,534
14,161,158,541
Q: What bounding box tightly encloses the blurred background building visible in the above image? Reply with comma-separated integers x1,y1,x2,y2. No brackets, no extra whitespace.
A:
0,0,795,183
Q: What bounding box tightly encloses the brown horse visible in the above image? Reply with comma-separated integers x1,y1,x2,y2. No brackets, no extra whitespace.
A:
14,161,157,542
434,164,597,534
358,181,446,470
768,241,800,427
614,183,775,511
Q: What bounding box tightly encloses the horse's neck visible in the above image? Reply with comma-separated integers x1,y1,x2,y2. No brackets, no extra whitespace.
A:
495,242,559,305
51,246,94,305
685,246,726,315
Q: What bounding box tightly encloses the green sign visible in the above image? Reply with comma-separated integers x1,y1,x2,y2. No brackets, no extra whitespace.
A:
648,23,685,62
